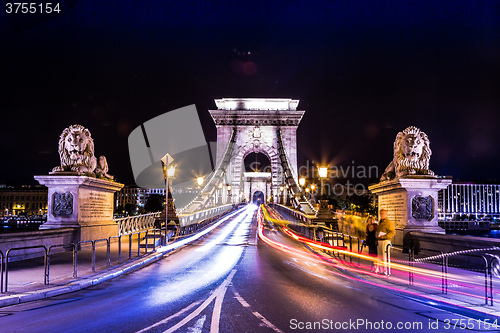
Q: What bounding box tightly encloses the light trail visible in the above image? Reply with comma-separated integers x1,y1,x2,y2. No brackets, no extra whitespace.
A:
258,205,499,306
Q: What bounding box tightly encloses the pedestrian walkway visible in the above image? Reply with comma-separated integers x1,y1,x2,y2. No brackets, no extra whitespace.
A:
0,233,167,307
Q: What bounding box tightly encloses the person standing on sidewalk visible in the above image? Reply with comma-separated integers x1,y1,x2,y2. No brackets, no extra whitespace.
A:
365,216,378,256
375,209,395,274
365,216,378,272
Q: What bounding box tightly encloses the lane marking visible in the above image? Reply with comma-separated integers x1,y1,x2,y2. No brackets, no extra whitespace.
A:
231,288,284,333
161,269,237,333
135,300,202,333
252,311,284,333
232,290,250,308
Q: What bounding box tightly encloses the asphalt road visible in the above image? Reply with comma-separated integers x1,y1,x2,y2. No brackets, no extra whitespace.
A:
1,204,498,333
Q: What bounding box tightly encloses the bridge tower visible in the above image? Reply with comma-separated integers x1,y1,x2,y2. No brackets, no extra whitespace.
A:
208,98,315,214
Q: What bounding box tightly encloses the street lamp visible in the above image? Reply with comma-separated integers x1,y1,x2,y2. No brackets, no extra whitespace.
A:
161,153,175,229
227,185,232,204
318,166,328,196
280,185,284,204
299,177,306,187
167,165,176,178
197,177,204,187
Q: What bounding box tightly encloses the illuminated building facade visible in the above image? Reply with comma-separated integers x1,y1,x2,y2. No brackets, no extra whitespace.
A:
0,185,48,216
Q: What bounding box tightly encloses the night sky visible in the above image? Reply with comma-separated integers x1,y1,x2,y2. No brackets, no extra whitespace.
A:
1,1,499,186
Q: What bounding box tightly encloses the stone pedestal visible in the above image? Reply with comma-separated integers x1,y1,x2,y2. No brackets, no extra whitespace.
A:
369,176,451,246
34,175,124,241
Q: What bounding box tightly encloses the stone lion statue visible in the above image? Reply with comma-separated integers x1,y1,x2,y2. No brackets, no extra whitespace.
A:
380,126,435,181
52,124,113,179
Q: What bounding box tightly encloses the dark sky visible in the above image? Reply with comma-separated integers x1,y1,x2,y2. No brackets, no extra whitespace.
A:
1,0,499,186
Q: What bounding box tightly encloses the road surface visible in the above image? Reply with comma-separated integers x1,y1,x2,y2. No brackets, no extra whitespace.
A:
1,204,497,332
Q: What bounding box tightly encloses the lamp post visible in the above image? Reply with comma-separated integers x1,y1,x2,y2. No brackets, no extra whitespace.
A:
315,165,336,229
280,185,284,204
161,153,175,230
299,177,306,193
318,166,328,197
227,185,232,204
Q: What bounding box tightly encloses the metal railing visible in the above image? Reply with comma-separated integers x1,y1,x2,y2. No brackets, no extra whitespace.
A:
115,212,161,235
47,244,76,283
5,245,48,293
409,246,500,305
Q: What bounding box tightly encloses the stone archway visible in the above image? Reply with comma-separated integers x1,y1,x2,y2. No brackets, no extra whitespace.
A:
252,191,265,204
209,98,304,204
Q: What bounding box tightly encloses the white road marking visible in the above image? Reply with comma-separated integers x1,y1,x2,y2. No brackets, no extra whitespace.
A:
134,300,202,333
232,290,250,308
161,269,237,333
252,311,284,333
231,288,284,333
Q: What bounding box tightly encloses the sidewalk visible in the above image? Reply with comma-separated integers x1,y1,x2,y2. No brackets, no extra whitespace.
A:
0,234,171,308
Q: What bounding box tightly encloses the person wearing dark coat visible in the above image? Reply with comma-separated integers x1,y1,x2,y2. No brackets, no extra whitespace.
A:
365,216,378,256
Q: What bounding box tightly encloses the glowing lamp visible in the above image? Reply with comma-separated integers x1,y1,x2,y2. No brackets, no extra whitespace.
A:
299,178,306,186
318,167,328,179
167,165,176,178
197,177,204,186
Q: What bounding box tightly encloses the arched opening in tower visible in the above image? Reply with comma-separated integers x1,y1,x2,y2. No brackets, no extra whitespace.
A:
244,152,271,172
253,191,265,204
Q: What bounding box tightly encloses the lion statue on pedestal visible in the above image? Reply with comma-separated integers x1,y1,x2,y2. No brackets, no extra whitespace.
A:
380,126,435,181
52,124,113,180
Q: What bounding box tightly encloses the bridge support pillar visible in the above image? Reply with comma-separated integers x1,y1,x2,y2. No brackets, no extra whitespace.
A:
369,177,451,247
34,175,124,241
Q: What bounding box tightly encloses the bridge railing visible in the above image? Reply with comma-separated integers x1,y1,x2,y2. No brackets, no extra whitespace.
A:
114,212,161,235
271,203,315,225
178,204,234,226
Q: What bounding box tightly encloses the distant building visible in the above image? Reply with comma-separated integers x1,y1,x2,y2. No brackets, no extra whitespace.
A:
115,185,201,213
438,181,500,220
0,185,48,216
115,185,142,209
